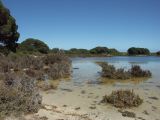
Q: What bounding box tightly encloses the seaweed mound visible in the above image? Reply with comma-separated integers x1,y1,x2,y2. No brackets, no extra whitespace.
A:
101,90,143,108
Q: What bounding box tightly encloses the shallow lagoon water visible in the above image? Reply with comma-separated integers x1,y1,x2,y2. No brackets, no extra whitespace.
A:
30,56,160,120
70,56,160,86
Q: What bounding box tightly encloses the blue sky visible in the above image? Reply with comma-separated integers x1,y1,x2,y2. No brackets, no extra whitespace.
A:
2,0,160,51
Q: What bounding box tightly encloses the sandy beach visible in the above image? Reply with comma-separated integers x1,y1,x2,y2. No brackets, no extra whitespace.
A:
24,80,160,120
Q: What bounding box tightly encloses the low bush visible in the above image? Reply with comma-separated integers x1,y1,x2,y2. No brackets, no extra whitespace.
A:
0,73,42,118
101,90,143,108
98,62,151,79
0,53,71,118
98,62,130,79
130,65,152,77
0,53,72,80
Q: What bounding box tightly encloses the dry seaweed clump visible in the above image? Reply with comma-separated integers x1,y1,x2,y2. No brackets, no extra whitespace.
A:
130,65,152,77
98,62,130,79
98,62,151,80
0,73,42,118
101,90,143,108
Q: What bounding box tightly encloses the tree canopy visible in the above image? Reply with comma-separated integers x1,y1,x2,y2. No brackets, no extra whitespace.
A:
127,47,150,55
157,51,160,56
89,46,119,55
90,47,109,54
18,38,49,54
0,1,20,52
66,48,89,54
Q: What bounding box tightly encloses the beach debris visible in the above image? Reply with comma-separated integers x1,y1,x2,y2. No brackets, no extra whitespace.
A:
39,116,48,120
89,106,96,109
120,111,136,118
143,110,149,115
63,105,67,107
148,97,159,100
75,107,81,110
101,89,143,108
60,88,73,92
156,85,160,88
81,90,86,94
73,67,79,69
152,106,157,110
137,117,146,120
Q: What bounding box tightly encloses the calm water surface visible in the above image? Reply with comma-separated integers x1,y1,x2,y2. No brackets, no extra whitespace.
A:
70,56,160,87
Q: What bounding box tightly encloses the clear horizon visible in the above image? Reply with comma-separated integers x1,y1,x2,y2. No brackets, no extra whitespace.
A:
2,0,160,52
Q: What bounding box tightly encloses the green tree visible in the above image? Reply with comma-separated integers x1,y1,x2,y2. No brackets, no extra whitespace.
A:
67,48,89,54
157,51,160,56
0,1,20,52
18,38,49,54
108,48,119,55
51,48,60,53
127,47,150,55
90,47,109,54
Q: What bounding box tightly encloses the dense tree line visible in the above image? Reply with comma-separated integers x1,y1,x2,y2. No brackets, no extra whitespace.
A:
127,47,150,55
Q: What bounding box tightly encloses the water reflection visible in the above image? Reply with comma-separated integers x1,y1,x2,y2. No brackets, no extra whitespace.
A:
70,56,160,86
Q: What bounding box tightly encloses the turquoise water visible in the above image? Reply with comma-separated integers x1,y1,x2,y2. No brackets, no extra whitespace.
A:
71,56,160,86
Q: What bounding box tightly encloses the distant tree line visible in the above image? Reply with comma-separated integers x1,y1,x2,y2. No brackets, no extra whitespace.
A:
1,37,159,56
65,47,120,56
127,47,150,55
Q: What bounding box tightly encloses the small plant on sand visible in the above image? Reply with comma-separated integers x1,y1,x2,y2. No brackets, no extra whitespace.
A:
101,90,143,108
